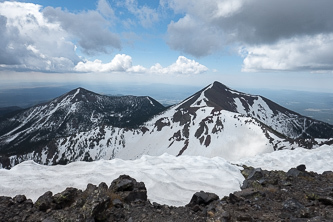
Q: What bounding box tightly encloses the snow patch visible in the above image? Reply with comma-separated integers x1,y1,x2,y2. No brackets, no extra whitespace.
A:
234,98,246,114
147,97,155,106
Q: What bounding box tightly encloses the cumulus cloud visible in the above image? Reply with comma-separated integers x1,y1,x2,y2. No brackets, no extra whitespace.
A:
241,34,333,72
150,56,208,75
75,54,134,72
0,1,122,72
0,1,79,71
74,55,208,75
43,4,121,55
165,0,333,71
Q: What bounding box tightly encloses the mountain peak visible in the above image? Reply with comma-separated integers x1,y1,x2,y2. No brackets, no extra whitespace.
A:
0,87,166,158
55,87,101,104
211,81,229,89
176,81,239,111
175,81,333,139
66,87,95,96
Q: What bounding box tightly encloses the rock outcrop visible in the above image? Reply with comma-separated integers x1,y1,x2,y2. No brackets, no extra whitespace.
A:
1,166,333,221
217,165,333,221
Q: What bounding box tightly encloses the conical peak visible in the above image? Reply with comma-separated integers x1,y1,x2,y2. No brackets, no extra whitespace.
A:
207,81,243,95
67,87,94,95
211,81,229,89
175,81,234,110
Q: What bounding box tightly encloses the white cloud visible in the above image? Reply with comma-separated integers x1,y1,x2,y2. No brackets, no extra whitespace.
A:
165,0,333,72
74,55,208,75
241,34,333,72
167,0,244,20
213,0,244,18
0,1,123,72
150,56,208,75
166,0,243,57
75,54,133,72
0,1,79,71
167,15,224,57
127,65,147,73
43,5,121,55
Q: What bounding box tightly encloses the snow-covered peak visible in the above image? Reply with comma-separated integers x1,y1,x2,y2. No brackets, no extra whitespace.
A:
1,81,332,169
0,88,165,158
173,81,333,139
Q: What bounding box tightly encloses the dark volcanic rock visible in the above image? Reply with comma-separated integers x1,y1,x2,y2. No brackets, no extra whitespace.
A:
0,175,207,221
287,166,310,178
318,196,333,206
35,191,54,212
216,165,333,221
187,191,219,206
247,167,264,180
109,175,147,203
296,164,306,172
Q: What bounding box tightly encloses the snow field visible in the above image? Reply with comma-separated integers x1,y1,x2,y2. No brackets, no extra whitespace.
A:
1,144,332,207
236,144,333,173
0,154,244,207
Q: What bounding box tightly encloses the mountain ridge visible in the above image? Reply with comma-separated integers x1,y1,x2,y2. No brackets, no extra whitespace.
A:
0,87,165,156
0,81,332,168
178,81,333,139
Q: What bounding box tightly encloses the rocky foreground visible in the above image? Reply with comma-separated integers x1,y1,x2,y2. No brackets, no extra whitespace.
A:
1,165,333,222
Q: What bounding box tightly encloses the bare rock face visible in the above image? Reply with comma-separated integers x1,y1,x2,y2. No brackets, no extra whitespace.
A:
109,174,147,203
1,168,333,221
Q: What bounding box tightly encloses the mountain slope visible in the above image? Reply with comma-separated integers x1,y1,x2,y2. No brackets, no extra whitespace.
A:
3,105,288,167
179,81,333,139
1,81,333,168
0,83,298,167
0,88,165,156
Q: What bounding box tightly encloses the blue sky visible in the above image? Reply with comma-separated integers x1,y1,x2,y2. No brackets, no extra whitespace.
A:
1,0,333,92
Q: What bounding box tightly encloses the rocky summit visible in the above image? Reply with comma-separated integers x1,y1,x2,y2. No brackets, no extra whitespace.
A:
1,165,333,222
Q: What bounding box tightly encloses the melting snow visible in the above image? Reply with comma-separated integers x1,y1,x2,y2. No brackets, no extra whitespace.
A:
73,88,80,98
235,144,333,173
234,98,246,114
0,154,243,206
1,144,332,206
